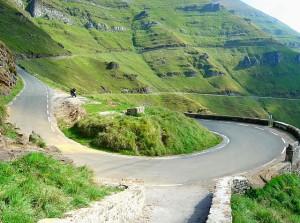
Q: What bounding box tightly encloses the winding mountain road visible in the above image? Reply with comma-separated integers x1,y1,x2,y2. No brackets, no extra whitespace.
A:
8,68,290,222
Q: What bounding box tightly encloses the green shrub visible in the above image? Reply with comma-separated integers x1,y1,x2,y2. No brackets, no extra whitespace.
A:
70,107,221,156
29,132,46,148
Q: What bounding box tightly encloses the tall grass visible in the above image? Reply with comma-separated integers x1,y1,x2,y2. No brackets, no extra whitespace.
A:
232,174,300,223
0,153,117,223
67,107,221,156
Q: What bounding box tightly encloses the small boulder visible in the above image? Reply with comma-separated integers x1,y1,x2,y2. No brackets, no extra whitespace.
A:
126,106,145,116
106,62,120,70
85,21,94,29
135,10,149,20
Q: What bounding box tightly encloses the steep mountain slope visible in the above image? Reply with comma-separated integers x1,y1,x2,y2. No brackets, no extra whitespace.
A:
218,0,300,51
1,0,300,97
0,0,67,57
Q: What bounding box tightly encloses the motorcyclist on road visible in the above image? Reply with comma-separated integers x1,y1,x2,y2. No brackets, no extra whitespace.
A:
70,88,77,98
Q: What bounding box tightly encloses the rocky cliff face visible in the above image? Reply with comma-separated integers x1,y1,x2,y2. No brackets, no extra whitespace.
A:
0,43,17,95
28,0,72,24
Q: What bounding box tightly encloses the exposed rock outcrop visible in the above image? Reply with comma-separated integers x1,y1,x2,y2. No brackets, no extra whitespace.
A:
295,54,300,63
262,51,281,66
184,70,197,77
204,66,225,77
53,94,87,127
106,62,120,70
13,0,24,9
85,20,126,32
239,55,260,68
121,87,152,94
111,26,127,32
202,3,222,12
238,52,282,68
135,10,149,20
179,4,200,12
28,0,72,24
141,21,159,29
0,42,17,95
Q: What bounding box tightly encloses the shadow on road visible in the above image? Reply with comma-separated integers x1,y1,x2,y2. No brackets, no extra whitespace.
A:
187,193,213,223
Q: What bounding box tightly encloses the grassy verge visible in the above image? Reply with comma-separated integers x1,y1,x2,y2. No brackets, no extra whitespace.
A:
0,153,118,223
232,174,300,223
0,77,24,138
62,107,221,156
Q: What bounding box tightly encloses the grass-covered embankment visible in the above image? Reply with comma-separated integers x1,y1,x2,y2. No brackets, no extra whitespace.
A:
63,107,221,156
0,77,24,139
0,153,117,223
232,174,300,223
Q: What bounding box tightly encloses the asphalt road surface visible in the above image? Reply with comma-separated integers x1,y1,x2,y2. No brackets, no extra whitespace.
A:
8,68,288,222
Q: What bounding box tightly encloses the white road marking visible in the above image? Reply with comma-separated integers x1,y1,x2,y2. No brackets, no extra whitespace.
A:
281,147,287,154
238,123,249,127
281,138,286,144
154,131,230,160
270,131,279,136
254,126,265,131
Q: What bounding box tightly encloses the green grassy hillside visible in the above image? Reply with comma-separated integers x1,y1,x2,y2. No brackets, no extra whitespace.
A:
1,0,299,97
0,0,67,56
219,0,300,51
1,0,300,127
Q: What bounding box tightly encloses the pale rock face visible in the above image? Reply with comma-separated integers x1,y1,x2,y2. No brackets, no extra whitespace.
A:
262,51,282,66
13,0,24,9
28,0,72,24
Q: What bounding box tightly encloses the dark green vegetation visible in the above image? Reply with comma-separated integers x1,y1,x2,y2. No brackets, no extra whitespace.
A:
0,153,117,223
63,107,221,156
29,131,46,148
232,174,300,223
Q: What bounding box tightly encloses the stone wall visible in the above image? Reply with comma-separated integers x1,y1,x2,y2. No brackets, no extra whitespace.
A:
38,186,145,223
206,177,232,223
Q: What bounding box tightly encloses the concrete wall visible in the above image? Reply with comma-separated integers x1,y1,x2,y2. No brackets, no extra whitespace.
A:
206,177,232,223
38,186,145,223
